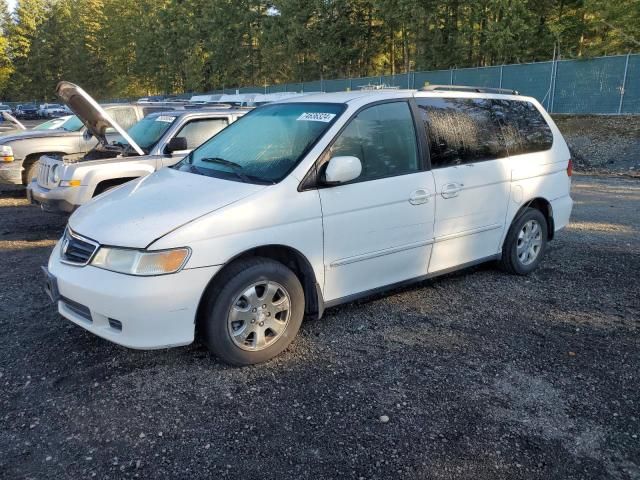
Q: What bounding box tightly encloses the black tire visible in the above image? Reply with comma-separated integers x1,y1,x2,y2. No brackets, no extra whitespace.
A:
500,207,548,275
199,257,305,366
23,159,39,185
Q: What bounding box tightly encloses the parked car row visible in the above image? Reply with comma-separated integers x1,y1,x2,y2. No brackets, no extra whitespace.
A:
28,90,246,212
7,81,574,366
0,89,178,185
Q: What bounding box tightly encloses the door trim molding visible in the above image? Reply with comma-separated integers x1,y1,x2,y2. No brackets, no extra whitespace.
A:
324,253,500,308
434,223,502,243
329,239,434,268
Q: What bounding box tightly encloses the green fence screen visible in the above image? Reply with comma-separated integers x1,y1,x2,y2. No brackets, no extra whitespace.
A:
199,53,638,114
10,54,638,114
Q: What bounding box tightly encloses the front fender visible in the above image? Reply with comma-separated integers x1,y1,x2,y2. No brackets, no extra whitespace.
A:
76,163,157,192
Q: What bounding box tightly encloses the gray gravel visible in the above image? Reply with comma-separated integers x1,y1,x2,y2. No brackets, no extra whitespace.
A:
554,115,640,176
0,175,638,479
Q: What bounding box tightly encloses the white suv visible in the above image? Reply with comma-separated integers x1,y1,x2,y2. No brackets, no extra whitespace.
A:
44,88,573,365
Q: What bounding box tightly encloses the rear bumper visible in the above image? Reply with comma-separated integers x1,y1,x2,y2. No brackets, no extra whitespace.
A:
551,194,573,232
0,161,23,185
27,180,86,213
47,242,220,349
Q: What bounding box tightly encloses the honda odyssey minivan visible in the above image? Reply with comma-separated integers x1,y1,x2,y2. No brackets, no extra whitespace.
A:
44,87,573,365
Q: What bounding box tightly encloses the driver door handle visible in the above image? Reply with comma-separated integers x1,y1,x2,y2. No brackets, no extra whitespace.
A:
441,182,464,199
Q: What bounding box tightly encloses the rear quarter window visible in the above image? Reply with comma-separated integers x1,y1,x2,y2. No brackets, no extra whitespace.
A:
107,107,138,130
492,100,554,155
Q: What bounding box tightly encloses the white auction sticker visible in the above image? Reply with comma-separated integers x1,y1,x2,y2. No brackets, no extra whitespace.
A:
156,116,176,123
297,112,336,122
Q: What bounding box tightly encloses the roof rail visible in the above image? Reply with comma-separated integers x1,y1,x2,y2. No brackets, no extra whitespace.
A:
421,85,519,95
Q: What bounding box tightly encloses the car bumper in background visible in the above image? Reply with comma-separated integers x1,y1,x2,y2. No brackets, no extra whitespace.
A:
47,242,219,349
0,161,23,185
27,180,86,213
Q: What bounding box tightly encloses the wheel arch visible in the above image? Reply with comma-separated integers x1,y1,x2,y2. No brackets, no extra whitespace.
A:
195,244,324,334
513,197,555,240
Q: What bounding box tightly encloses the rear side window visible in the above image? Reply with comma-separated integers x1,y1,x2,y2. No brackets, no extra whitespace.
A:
328,101,419,181
175,118,228,150
492,100,553,155
416,97,507,168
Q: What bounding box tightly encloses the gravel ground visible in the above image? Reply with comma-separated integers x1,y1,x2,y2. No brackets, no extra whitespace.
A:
554,115,640,176
0,175,638,480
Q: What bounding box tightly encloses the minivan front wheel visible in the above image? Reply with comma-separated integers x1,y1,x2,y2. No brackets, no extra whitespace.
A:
200,258,304,365
500,207,548,275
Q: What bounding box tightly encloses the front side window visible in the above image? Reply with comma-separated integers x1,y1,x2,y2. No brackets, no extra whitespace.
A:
328,101,419,181
492,100,553,155
116,115,177,152
175,118,228,150
417,97,507,168
177,103,345,184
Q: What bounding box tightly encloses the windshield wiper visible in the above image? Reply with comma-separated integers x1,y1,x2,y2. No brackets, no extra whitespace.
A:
199,157,252,183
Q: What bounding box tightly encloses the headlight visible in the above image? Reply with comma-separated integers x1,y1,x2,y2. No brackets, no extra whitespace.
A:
1,145,13,162
49,164,60,184
90,247,190,276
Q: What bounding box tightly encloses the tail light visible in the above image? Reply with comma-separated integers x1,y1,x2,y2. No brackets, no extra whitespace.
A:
566,158,573,177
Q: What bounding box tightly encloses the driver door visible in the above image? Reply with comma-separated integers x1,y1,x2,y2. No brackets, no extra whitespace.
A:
318,101,436,303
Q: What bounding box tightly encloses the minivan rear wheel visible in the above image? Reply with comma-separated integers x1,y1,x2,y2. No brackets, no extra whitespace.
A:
200,257,304,365
500,207,548,275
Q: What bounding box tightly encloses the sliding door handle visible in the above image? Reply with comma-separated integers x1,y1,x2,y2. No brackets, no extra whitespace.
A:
441,183,463,199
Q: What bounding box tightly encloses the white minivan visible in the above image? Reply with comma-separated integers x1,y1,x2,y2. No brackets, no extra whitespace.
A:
44,87,573,365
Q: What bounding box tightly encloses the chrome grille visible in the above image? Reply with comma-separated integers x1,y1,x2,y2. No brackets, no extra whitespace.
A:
60,228,99,266
37,163,50,187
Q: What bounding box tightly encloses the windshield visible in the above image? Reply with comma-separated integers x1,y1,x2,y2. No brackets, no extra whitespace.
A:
176,102,344,184
114,114,177,152
33,117,68,130
61,115,84,132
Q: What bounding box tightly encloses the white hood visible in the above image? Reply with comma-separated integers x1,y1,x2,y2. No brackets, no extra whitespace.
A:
69,168,266,249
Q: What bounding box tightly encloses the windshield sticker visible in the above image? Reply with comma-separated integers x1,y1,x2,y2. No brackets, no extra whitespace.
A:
156,116,176,123
297,112,336,123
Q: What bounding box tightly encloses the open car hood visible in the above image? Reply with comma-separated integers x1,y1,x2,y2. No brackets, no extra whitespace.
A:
56,81,144,155
1,111,26,130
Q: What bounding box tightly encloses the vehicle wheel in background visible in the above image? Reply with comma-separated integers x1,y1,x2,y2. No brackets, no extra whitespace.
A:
199,257,305,366
23,159,39,185
499,207,548,275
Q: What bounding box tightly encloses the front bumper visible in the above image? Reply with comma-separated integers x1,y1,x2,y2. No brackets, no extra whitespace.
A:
0,161,23,185
47,242,220,349
27,180,87,213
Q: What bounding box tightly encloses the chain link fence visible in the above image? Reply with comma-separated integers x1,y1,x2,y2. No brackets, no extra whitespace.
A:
205,53,639,115
7,53,638,115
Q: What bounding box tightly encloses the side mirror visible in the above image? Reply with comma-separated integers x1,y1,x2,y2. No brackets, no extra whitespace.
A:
324,156,362,185
166,136,188,154
82,129,93,141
